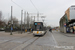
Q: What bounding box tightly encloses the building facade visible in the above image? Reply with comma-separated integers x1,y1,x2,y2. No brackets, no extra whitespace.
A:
60,5,75,33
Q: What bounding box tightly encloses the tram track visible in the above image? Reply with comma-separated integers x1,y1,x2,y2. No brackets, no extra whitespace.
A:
0,32,31,44
10,36,36,50
0,32,41,50
0,32,33,50
22,37,40,50
11,36,40,50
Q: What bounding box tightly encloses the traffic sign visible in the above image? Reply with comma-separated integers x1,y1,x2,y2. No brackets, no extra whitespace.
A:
64,23,66,27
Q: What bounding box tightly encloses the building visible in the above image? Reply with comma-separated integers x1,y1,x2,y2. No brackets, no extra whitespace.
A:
60,5,75,33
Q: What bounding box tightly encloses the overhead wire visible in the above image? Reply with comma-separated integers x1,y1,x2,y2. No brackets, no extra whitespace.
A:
11,0,24,10
11,0,39,12
30,0,39,12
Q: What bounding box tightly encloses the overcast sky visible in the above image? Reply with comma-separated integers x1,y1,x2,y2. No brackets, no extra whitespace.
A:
0,0,75,27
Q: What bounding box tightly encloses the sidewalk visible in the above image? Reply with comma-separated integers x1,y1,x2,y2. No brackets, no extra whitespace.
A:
62,33,75,37
58,31,75,37
52,30,75,50
0,31,31,37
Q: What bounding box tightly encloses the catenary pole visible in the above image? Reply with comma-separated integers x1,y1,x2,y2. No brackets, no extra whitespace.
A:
10,6,13,35
21,10,23,34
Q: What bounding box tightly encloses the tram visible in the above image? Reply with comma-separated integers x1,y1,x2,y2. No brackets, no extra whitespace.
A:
33,21,46,36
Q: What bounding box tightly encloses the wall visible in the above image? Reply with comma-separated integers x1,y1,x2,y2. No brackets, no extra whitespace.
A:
65,8,70,20
70,6,75,20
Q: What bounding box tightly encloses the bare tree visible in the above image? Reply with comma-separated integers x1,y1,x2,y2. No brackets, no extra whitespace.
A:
12,17,18,25
0,11,5,28
8,17,19,27
0,11,2,21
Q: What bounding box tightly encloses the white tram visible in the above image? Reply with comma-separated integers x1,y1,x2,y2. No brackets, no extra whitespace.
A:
33,21,46,36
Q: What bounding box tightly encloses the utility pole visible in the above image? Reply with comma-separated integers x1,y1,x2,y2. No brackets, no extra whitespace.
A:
10,6,13,35
27,12,30,29
24,11,26,33
27,13,42,21
31,16,32,27
21,10,23,34
27,12,28,28
29,22,30,28
37,13,39,21
34,16,35,22
41,16,46,22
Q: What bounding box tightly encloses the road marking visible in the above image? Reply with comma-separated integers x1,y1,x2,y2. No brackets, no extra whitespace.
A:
50,32,58,46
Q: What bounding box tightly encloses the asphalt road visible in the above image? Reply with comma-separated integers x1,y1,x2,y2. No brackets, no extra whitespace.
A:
0,30,75,50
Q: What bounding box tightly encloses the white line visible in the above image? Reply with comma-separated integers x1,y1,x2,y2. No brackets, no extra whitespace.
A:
50,32,58,46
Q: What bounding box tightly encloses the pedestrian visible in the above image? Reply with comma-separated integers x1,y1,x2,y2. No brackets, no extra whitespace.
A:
49,28,52,32
50,28,52,32
73,28,74,34
49,28,50,32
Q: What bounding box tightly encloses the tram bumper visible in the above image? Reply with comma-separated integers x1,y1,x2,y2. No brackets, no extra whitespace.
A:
33,31,45,35
33,33,44,35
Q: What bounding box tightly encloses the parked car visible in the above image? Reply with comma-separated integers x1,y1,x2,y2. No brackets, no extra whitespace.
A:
0,28,5,31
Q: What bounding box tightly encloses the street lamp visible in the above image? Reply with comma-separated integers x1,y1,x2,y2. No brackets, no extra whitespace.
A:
41,16,46,22
10,6,13,35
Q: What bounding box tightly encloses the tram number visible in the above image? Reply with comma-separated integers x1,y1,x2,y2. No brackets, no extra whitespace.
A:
37,31,39,34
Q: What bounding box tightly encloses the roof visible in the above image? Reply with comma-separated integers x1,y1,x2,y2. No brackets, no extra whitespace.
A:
34,21,43,22
71,5,75,7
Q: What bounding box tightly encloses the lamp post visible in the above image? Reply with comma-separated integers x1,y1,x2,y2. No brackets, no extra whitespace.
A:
24,11,26,33
10,6,13,35
21,10,23,34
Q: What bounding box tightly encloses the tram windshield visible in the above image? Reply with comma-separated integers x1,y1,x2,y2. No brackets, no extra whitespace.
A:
34,22,43,31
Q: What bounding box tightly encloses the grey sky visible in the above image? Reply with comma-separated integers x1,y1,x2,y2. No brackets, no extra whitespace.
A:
0,0,75,27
